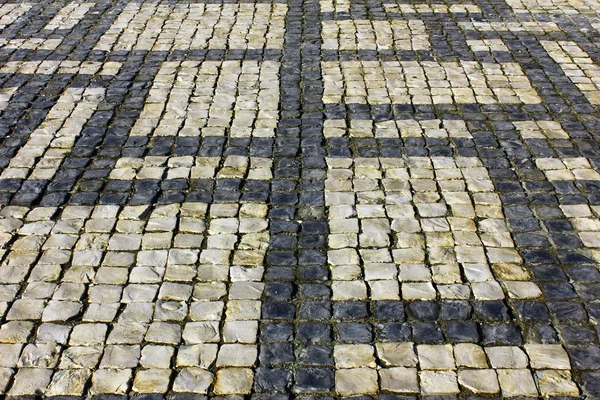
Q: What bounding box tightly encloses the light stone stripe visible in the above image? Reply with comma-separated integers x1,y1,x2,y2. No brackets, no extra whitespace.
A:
321,20,429,51
94,3,286,52
382,3,481,13
324,119,472,139
131,61,279,139
458,21,560,32
108,156,273,181
535,157,600,181
0,3,33,29
198,202,267,395
322,61,541,105
320,0,480,13
504,0,600,14
44,2,94,30
0,3,28,19
0,87,105,181
326,156,541,304
332,342,578,396
541,41,600,105
0,60,122,76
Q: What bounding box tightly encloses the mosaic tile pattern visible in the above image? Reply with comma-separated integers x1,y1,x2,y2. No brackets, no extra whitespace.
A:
0,0,599,397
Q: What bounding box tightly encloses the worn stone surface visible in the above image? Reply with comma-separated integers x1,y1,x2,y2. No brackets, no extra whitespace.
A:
0,0,596,396
458,369,500,394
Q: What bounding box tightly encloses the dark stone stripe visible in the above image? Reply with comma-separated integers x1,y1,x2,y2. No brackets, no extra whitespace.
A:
323,103,596,121
0,49,284,63
256,0,337,394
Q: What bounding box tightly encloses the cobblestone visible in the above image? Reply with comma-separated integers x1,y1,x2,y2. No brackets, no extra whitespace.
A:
0,0,597,396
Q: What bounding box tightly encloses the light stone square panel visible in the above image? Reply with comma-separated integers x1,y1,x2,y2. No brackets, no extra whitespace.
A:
94,3,287,51
322,60,541,104
131,60,280,139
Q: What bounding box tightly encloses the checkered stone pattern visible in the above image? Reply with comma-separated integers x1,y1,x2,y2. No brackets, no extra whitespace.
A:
0,0,600,397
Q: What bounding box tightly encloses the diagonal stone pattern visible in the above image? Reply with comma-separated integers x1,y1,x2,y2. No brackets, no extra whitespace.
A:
0,0,598,397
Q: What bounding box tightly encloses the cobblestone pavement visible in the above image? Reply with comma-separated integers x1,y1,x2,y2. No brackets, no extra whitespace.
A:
1,0,600,398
